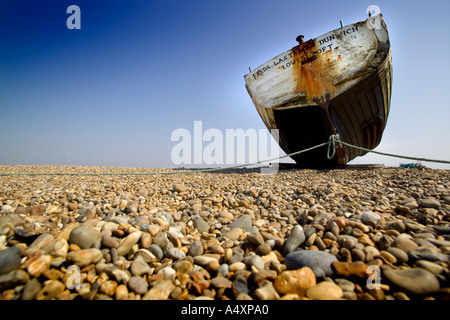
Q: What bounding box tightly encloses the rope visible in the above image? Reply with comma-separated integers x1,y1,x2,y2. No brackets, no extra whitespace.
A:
0,135,448,176
327,134,339,159
334,137,450,165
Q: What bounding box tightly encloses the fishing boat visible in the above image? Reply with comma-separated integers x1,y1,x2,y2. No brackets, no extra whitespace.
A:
244,13,392,168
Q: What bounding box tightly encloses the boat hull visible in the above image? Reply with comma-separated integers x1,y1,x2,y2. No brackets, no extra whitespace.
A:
244,14,392,168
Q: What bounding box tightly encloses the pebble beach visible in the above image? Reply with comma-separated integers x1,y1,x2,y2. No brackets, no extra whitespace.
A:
0,165,449,300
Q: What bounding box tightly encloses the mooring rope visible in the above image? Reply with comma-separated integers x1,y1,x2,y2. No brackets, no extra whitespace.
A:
331,135,450,165
0,135,448,176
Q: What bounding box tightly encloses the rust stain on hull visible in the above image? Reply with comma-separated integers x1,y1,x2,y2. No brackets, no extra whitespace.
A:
291,43,337,102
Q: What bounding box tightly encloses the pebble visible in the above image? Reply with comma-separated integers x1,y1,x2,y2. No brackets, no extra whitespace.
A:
0,246,21,275
193,255,217,266
117,232,141,256
49,239,69,257
363,246,380,262
392,234,419,253
22,277,42,300
253,281,280,300
306,281,343,300
27,254,52,277
112,269,131,284
165,247,185,260
331,261,368,278
0,269,29,290
334,278,355,292
386,247,409,264
174,260,193,274
285,250,337,278
383,267,440,295
247,230,264,246
211,276,232,289
223,228,243,240
24,233,54,256
152,232,168,247
193,218,209,234
173,184,186,193
232,276,249,296
130,255,153,276
101,234,119,249
418,198,441,208
274,267,316,296
228,215,252,231
143,279,175,300
249,255,265,271
127,276,148,295
414,260,445,275
385,221,405,233
283,225,306,255
380,250,397,264
229,262,246,272
187,240,203,257
0,165,449,300
69,225,101,249
361,211,381,228
140,233,152,249
409,247,449,263
36,280,65,300
115,284,129,300
149,244,164,261
100,280,118,296
66,248,103,267
256,243,272,256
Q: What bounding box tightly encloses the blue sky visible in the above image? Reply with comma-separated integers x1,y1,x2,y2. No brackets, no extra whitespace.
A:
1,0,449,169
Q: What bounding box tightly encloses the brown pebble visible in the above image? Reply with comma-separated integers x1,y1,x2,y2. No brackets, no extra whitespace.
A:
100,280,118,296
331,261,369,278
306,281,343,300
27,255,52,277
256,243,272,256
115,284,129,300
274,267,316,296
36,280,65,300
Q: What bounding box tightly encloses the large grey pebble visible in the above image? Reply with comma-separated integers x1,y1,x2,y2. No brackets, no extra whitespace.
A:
0,269,29,290
432,225,450,235
247,230,264,246
409,247,449,263
193,218,209,234
187,240,203,257
22,277,42,300
0,246,21,275
153,232,168,247
128,276,148,295
165,247,185,260
112,269,131,284
392,233,419,253
149,244,163,261
361,211,381,227
285,250,337,278
217,263,229,277
228,215,252,231
383,267,440,295
418,198,441,208
130,255,153,276
69,225,101,249
161,211,174,225
283,225,305,255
